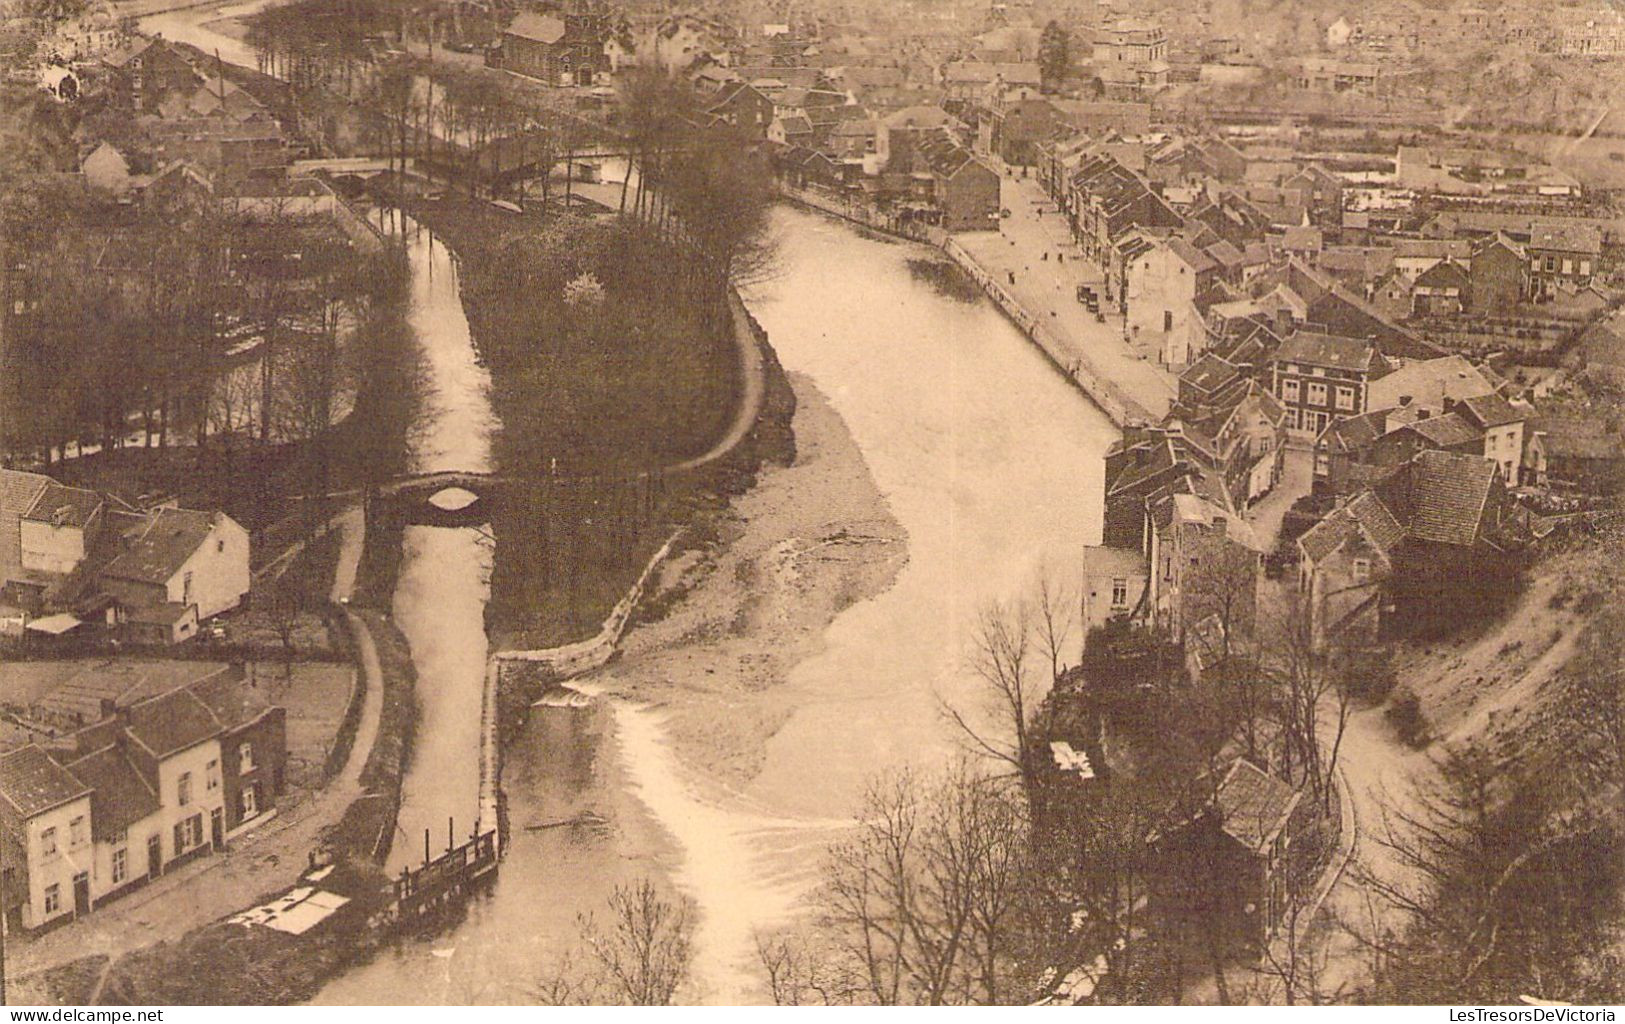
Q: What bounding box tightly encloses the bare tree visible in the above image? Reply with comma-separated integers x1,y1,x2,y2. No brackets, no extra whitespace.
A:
778,762,1039,1005
535,879,695,1005
947,597,1036,785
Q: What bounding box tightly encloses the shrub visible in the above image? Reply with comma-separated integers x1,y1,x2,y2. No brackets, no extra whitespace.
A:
1386,687,1431,748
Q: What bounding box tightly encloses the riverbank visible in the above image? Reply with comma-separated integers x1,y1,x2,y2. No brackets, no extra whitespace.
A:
596,372,905,797
780,182,1174,426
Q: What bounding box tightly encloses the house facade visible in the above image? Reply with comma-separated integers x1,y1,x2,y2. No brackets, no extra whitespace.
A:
1270,333,1384,439
1,669,286,930
100,508,251,625
1126,237,1221,370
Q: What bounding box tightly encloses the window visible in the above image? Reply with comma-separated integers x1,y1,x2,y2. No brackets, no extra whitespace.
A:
1353,558,1371,580
240,742,255,774
1487,434,1497,452
216,539,225,554
1306,381,1329,406
1286,407,1301,431
1282,378,1301,402
174,813,203,854
1562,259,1574,275
112,846,128,885
1545,256,1556,272
242,784,259,820
1111,578,1129,607
1162,556,1173,581
206,760,220,792
178,771,193,807
44,884,61,916
69,816,87,850
1163,310,1173,331
1335,386,1355,411
1580,259,1592,276
41,826,57,857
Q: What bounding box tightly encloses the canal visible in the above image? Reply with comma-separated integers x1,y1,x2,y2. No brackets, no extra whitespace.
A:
316,205,1117,1003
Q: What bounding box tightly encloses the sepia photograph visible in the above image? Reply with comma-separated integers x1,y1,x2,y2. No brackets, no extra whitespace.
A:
0,0,1620,1009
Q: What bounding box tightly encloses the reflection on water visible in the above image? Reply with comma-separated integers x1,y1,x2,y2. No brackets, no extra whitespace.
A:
618,207,1119,1001
316,206,1115,1004
375,211,499,874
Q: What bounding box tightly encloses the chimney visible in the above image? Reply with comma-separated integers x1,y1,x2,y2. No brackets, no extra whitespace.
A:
1211,515,1227,536
1398,394,1412,406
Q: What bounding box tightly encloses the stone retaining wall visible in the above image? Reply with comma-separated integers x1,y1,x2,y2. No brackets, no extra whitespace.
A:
779,185,1147,428
941,238,1147,427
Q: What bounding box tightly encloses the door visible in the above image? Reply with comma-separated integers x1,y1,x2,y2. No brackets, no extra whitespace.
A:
241,784,258,821
210,807,224,850
148,833,162,878
73,872,90,917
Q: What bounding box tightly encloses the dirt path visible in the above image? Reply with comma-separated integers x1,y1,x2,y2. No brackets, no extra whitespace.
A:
1311,553,1598,994
11,615,386,985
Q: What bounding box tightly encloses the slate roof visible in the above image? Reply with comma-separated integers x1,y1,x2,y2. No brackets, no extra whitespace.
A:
1458,393,1523,429
124,687,223,759
1204,238,1245,270
1367,355,1495,411
1528,219,1602,256
0,746,91,819
1182,353,1241,395
1414,259,1470,289
102,508,216,586
1400,411,1482,449
60,746,159,840
1297,490,1403,563
1273,332,1379,374
1167,236,1219,275
0,470,52,574
1319,408,1390,455
915,129,979,178
22,482,103,529
1214,759,1301,855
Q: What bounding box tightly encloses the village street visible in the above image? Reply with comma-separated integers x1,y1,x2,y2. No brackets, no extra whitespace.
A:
955,173,1178,422
10,606,387,993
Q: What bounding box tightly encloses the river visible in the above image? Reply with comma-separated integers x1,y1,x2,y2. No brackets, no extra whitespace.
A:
315,205,1116,1004
139,4,1117,1000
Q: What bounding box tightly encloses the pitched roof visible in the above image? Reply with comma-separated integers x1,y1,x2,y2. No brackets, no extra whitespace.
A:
1382,450,1500,547
1400,411,1482,448
1297,490,1404,563
1182,353,1241,395
60,746,160,840
124,687,223,759
0,746,91,819
1214,759,1301,855
102,507,217,586
22,482,103,529
506,12,566,44
1319,408,1390,454
1414,259,1470,289
1367,355,1496,411
1528,219,1602,255
1273,332,1379,373
1457,393,1523,429
1166,236,1218,275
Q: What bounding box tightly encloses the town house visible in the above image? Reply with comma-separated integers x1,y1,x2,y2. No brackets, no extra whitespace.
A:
1270,332,1386,439
1125,236,1222,370
1526,221,1603,299
1,669,287,931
